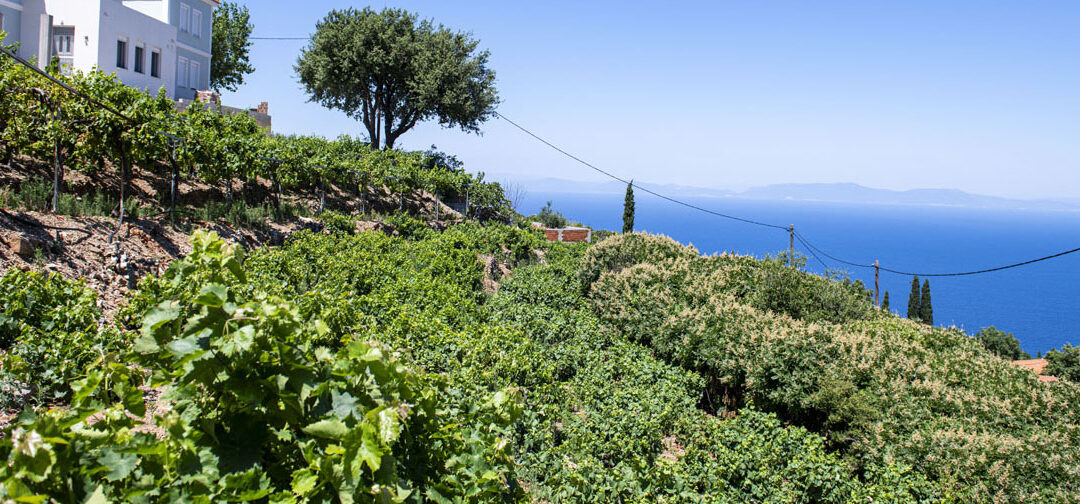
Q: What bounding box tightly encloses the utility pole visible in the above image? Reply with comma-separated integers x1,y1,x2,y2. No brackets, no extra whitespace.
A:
788,225,795,267
874,260,880,308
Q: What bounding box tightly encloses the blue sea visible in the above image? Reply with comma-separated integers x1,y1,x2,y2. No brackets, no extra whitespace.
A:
522,192,1080,355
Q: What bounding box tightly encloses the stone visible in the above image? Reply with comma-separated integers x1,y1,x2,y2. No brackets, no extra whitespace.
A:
9,236,34,257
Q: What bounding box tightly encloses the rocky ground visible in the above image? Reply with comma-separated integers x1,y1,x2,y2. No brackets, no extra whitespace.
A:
0,209,326,317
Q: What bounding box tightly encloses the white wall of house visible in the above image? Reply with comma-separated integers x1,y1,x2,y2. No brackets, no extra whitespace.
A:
119,0,168,24
98,0,176,97
6,0,210,100
45,0,101,73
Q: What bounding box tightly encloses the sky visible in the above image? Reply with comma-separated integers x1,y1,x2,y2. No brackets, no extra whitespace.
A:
220,1,1080,200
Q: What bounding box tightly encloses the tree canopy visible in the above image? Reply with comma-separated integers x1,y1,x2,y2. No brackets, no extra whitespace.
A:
210,1,255,92
295,7,499,150
975,326,1031,361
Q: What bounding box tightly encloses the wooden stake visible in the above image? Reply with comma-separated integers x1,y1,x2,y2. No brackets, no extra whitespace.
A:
874,260,881,308
788,225,795,267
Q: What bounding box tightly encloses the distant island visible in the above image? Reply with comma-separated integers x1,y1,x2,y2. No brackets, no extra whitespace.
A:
499,176,1080,212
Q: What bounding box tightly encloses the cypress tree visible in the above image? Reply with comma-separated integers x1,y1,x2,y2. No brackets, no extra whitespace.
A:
907,276,921,321
920,279,933,325
881,291,890,312
622,180,635,234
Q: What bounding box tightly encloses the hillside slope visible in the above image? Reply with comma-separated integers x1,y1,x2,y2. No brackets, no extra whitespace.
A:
0,223,1075,502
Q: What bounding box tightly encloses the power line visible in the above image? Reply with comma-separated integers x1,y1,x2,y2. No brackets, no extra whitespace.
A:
494,112,789,231
250,37,307,40
796,229,1080,277
498,111,1080,278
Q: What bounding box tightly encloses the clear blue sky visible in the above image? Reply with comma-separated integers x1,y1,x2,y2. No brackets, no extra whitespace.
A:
221,1,1080,199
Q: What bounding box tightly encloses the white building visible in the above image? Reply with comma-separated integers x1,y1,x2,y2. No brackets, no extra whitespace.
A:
0,0,217,100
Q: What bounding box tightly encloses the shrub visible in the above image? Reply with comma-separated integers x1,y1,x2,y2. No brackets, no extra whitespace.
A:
577,232,699,290
1045,344,1080,381
318,209,356,234
975,326,1031,360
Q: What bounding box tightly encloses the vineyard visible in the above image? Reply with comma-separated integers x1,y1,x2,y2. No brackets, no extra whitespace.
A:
2,28,1079,504
0,38,513,226
0,216,1077,501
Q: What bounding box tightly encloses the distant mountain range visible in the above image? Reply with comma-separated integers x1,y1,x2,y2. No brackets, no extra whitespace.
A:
496,176,1080,211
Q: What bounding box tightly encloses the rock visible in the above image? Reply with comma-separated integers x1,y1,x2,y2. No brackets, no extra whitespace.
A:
9,235,34,257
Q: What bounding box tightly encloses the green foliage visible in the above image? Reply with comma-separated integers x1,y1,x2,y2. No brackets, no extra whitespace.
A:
296,7,499,150
380,212,436,240
975,326,1031,360
583,233,1080,503
318,209,356,234
576,232,699,290
0,270,126,408
908,276,921,321
920,279,934,325
530,200,569,229
1045,344,1080,382
881,290,890,312
211,1,256,92
622,181,634,234
0,231,521,502
0,52,510,226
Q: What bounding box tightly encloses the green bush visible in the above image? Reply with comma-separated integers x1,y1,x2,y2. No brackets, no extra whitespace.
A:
975,326,1031,360
577,232,699,290
1045,344,1080,381
318,209,356,234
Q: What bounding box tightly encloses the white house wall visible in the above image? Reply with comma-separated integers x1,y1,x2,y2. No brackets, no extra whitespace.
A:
6,0,208,100
45,0,101,74
119,0,168,25
97,0,176,97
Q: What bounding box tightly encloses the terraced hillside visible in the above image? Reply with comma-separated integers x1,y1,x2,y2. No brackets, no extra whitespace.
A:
0,222,1075,502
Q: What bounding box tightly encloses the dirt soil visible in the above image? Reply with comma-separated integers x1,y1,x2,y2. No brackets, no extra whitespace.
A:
0,209,327,316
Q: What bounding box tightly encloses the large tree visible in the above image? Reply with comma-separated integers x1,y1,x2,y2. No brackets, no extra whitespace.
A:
295,7,499,150
210,1,255,92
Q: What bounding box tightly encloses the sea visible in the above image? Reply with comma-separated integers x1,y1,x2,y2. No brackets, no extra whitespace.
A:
521,192,1080,356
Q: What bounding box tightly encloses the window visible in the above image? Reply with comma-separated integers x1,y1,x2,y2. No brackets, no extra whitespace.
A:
53,28,75,75
116,39,128,69
192,10,202,38
134,45,145,73
190,61,200,89
179,3,190,32
177,56,189,87
150,50,161,78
